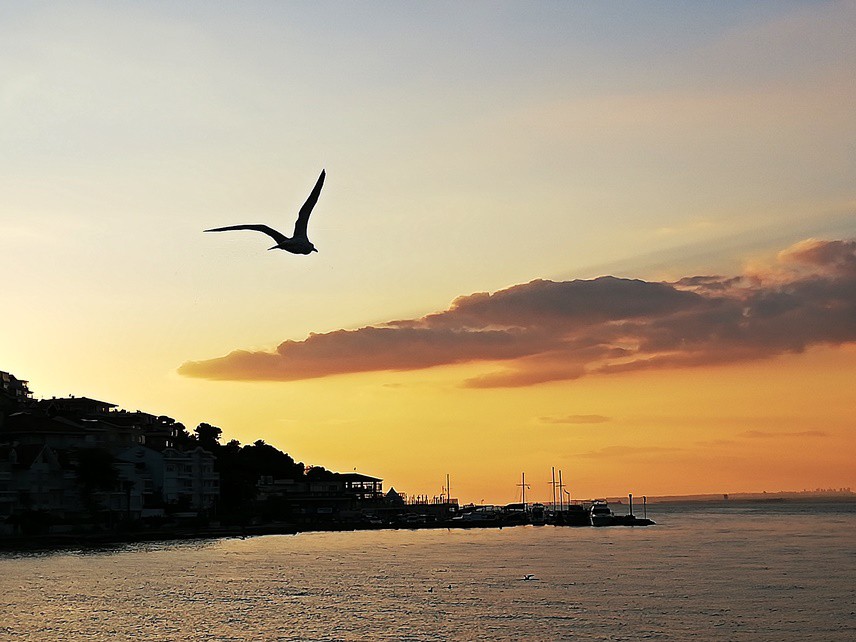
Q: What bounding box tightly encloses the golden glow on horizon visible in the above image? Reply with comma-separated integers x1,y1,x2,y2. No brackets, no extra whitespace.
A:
117,344,853,505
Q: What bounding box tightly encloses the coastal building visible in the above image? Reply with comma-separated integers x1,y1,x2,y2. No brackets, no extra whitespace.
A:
1,371,31,404
1,410,145,451
100,410,181,450
0,443,145,534
0,376,220,532
385,487,405,506
117,445,220,513
0,444,75,528
0,395,173,454
255,471,385,522
1,371,32,431
29,398,178,451
0,441,222,535
339,473,383,501
258,472,383,503
37,396,116,417
162,447,219,511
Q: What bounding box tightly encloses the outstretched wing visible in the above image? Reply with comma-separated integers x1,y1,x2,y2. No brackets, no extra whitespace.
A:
293,169,325,240
204,224,289,245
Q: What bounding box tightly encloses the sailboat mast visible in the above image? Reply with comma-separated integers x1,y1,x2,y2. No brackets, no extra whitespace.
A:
551,467,556,510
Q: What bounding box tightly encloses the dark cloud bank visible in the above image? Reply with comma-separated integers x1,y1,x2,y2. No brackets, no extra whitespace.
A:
179,239,856,387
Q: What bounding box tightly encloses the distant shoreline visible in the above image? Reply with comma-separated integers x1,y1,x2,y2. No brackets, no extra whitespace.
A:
604,492,856,504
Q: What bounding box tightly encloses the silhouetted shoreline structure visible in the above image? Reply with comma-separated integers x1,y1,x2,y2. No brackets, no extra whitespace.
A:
5,369,852,548
0,369,460,543
1,369,646,546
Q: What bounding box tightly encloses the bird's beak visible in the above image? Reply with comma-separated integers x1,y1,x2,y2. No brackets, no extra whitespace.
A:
312,248,319,253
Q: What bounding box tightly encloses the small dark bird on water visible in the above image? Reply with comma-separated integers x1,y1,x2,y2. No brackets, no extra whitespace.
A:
205,169,325,255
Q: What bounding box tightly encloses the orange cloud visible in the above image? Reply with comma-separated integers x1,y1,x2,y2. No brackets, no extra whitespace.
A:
179,239,856,387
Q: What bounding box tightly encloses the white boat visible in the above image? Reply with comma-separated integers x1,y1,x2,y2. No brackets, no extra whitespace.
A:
589,500,616,527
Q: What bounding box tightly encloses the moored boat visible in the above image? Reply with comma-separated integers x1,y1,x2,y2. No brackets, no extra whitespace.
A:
549,505,591,526
589,500,616,527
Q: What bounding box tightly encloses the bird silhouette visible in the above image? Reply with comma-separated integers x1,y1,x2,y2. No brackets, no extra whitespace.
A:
205,169,325,255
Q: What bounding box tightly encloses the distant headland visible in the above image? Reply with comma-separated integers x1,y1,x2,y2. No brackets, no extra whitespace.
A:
620,489,855,504
2,368,411,544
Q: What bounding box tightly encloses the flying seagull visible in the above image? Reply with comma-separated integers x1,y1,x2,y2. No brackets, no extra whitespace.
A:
205,169,325,254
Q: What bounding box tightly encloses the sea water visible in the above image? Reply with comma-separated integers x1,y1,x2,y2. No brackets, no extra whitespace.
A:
1,501,854,641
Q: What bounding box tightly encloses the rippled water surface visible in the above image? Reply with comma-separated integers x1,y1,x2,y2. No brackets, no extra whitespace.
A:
1,501,854,641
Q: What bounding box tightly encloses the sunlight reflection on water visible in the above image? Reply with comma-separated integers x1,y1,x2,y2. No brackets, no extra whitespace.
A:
1,502,854,641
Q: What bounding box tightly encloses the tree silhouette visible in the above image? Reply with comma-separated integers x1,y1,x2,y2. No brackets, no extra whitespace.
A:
195,423,222,451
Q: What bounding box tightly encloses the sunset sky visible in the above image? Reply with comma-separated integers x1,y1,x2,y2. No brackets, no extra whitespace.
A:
2,1,854,503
